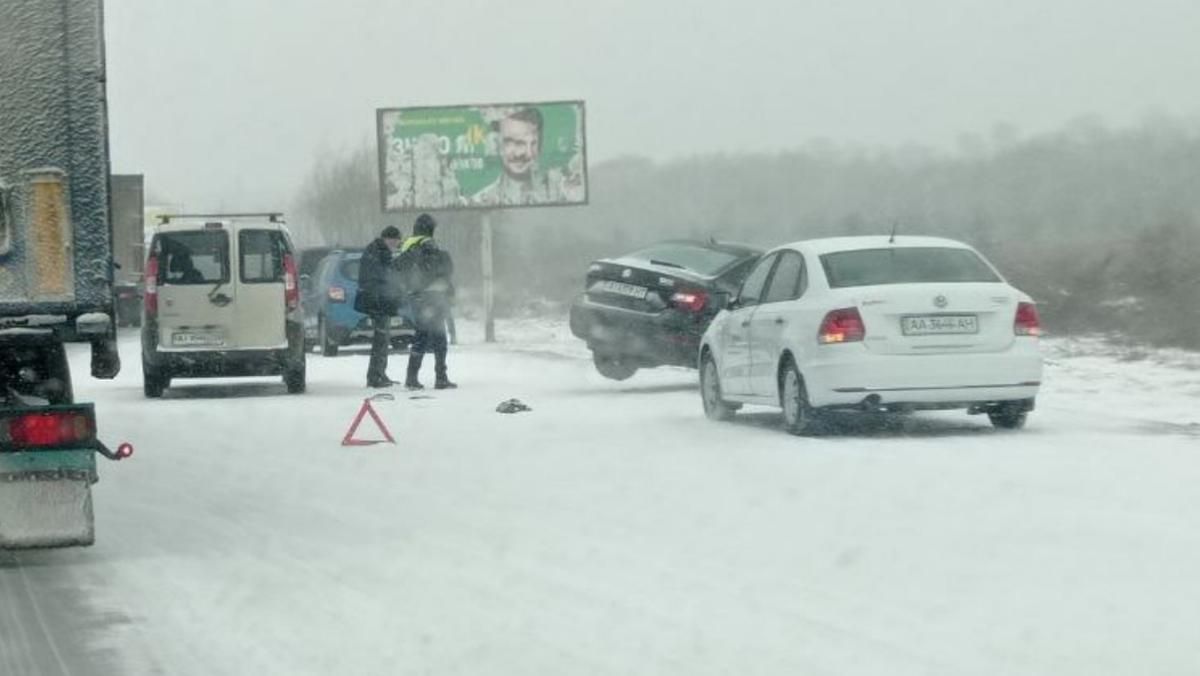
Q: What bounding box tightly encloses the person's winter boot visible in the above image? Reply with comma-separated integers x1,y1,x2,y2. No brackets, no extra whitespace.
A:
405,354,424,390
434,349,455,389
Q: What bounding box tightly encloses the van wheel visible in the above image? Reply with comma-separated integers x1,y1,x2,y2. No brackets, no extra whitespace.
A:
143,362,167,398
988,409,1027,430
593,353,637,381
780,360,817,435
700,352,739,421
284,362,306,394
319,318,339,357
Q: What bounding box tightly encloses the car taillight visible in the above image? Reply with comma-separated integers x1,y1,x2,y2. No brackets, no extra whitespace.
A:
328,286,346,303
818,308,866,344
283,253,299,311
1015,302,1041,336
670,290,709,313
1,410,95,449
144,256,159,317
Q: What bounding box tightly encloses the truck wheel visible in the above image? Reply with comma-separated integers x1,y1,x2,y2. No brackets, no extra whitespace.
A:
593,353,637,381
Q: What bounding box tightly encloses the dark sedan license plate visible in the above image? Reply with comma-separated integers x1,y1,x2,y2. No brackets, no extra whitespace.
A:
593,280,648,300
901,314,979,335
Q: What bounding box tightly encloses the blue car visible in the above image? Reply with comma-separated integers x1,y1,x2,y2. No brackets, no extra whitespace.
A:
301,250,415,356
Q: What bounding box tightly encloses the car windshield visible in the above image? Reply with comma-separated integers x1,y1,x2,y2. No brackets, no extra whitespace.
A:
820,247,1001,288
626,244,743,275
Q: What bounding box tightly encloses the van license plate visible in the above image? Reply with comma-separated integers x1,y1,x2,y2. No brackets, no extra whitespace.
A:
172,331,225,346
594,280,647,299
901,315,978,335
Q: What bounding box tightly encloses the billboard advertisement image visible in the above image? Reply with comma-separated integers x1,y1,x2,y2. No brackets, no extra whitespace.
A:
377,100,587,212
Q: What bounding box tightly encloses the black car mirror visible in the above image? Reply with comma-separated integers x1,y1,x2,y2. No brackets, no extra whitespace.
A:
714,292,736,310
300,273,312,293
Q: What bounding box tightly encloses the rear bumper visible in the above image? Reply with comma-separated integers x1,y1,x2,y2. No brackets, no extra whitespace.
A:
803,340,1044,408
143,319,305,377
569,295,707,368
332,315,417,345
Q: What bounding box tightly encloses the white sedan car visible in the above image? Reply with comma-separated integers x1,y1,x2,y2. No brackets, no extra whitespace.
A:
699,236,1043,434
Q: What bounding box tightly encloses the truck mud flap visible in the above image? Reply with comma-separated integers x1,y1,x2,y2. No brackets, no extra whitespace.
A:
0,451,96,549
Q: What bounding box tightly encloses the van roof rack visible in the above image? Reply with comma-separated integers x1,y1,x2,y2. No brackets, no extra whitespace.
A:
158,212,284,224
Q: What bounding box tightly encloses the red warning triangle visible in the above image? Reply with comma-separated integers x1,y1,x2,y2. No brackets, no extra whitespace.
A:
342,398,396,446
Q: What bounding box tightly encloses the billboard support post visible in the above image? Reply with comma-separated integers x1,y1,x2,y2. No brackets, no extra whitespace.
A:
482,213,495,343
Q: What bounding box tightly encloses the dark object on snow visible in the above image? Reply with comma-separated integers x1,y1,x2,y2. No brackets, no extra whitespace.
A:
496,398,532,414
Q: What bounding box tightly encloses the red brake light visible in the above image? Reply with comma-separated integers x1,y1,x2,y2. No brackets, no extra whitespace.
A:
328,286,346,303
283,253,299,311
1015,302,1041,336
670,290,709,313
818,308,866,344
144,256,159,317
4,411,95,448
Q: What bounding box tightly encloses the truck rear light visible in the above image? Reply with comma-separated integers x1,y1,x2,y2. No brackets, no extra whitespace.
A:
328,286,346,303
818,308,866,344
144,256,159,317
283,253,299,311
1,410,95,449
1015,302,1041,336
670,290,709,313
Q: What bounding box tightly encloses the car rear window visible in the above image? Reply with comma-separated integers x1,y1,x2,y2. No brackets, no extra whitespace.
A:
240,230,288,283
627,244,744,275
339,259,360,282
156,231,229,285
820,247,1001,288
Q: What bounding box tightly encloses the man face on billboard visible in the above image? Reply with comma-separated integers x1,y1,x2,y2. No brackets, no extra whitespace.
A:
499,112,541,181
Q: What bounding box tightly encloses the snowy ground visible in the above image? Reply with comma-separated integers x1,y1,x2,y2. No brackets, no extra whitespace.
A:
3,321,1200,675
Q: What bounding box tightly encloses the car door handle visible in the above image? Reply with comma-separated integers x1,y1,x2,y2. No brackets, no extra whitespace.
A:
774,317,786,325
741,320,750,327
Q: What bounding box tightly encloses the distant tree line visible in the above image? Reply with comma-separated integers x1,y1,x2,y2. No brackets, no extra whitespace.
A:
291,116,1200,348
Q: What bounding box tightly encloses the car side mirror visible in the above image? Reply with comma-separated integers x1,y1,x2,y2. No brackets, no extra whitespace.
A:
716,292,737,310
300,273,312,292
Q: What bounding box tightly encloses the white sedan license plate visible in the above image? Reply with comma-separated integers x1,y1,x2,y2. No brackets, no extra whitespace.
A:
172,331,225,347
901,315,979,336
594,280,648,300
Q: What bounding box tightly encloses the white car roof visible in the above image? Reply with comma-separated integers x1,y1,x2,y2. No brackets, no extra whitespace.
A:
779,235,975,257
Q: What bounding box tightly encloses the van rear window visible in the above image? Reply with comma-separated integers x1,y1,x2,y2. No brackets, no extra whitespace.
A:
156,231,229,285
240,230,287,283
820,247,1001,288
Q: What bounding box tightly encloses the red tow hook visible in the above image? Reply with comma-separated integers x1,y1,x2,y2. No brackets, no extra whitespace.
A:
96,441,135,461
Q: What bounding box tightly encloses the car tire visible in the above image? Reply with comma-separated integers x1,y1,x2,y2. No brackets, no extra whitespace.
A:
319,317,339,357
988,409,1027,430
143,362,167,399
700,352,739,421
780,359,817,435
593,353,637,381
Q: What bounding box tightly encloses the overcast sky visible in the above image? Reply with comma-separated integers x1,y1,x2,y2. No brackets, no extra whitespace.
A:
105,0,1200,210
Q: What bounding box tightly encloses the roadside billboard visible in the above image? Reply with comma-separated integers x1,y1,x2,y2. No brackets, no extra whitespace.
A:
376,100,587,212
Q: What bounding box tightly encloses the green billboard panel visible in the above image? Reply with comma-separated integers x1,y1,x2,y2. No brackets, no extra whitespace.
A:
377,100,588,212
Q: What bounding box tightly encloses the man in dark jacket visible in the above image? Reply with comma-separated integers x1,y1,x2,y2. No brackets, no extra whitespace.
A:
400,213,456,390
356,225,402,387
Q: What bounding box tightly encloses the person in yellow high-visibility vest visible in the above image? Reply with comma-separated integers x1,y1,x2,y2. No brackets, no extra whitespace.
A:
398,214,456,390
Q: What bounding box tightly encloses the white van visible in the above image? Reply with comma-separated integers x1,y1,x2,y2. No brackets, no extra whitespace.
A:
140,214,306,397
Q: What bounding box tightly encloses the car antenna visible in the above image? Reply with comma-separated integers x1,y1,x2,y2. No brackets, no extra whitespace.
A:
889,220,899,244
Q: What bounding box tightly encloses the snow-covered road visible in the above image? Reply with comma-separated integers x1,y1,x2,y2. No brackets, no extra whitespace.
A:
3,322,1200,675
